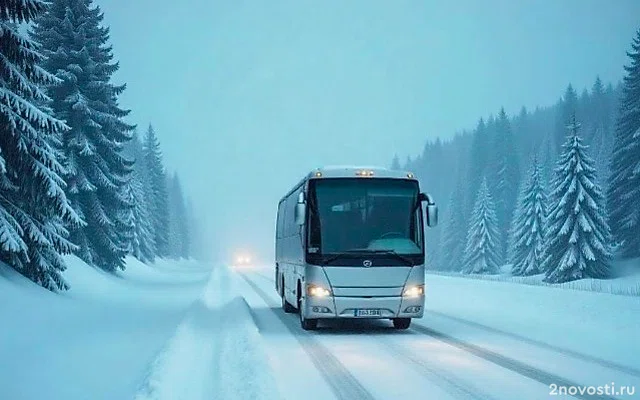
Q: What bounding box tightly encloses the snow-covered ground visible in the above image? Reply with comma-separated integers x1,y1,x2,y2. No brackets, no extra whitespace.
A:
422,271,640,373
0,256,279,400
239,265,640,400
135,263,279,400
3,258,639,400
427,257,640,297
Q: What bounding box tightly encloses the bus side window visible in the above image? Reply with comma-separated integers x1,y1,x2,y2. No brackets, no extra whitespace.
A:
277,201,286,238
284,193,297,237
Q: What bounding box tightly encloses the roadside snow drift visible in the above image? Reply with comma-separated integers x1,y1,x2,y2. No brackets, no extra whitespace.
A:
135,265,281,400
422,271,640,370
427,257,640,296
0,257,258,400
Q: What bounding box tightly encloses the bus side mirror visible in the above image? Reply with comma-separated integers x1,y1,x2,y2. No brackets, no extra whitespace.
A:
426,204,438,227
295,192,306,225
420,192,438,227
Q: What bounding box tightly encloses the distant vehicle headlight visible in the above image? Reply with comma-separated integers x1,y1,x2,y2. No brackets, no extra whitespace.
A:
403,285,424,298
236,256,251,264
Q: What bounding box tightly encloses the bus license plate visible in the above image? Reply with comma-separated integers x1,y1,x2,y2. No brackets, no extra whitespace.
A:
355,309,381,317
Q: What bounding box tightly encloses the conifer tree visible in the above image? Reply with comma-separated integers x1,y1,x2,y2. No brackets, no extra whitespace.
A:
490,108,521,260
514,106,534,167
143,125,169,257
32,0,134,271
0,0,82,290
185,198,196,259
555,84,578,152
404,155,412,170
123,132,155,262
168,172,188,259
544,116,612,283
509,157,548,276
462,178,501,274
607,29,640,259
390,154,400,170
441,178,466,271
465,118,489,217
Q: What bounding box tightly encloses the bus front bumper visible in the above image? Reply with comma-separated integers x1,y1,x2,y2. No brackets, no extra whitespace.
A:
303,295,425,319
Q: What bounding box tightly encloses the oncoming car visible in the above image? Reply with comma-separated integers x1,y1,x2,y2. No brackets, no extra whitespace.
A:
234,254,253,267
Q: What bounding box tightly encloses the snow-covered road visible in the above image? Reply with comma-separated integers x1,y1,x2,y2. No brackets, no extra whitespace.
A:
237,267,640,400
2,258,639,400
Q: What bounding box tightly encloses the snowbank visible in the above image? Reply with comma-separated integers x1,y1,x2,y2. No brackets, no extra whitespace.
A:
214,296,281,400
135,265,281,400
427,257,640,296
423,272,640,369
0,255,212,400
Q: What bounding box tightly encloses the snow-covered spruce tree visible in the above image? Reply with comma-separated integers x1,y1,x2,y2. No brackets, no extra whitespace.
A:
588,76,615,190
31,0,135,272
185,197,196,259
539,134,556,188
509,157,548,276
465,118,489,217
167,174,178,258
554,84,578,153
592,123,614,191
544,115,612,283
441,178,466,271
490,108,521,261
390,154,400,170
588,77,607,143
168,172,188,259
143,124,169,257
123,132,156,263
122,175,154,263
0,0,83,290
607,29,640,259
462,178,501,274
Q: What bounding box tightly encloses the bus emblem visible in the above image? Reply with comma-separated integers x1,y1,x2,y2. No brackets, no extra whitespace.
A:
363,260,372,267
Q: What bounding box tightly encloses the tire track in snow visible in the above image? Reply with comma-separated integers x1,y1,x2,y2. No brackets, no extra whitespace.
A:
252,271,625,399
377,335,500,400
252,272,500,399
423,310,640,378
255,272,492,399
239,272,377,400
411,325,617,400
256,271,637,382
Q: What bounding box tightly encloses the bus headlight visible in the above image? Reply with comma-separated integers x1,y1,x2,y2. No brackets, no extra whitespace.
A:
307,284,331,297
403,285,424,298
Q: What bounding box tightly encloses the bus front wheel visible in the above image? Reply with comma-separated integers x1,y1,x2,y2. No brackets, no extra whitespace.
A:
392,318,411,330
281,277,295,313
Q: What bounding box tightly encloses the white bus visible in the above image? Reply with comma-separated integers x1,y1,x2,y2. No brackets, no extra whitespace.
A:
275,166,438,330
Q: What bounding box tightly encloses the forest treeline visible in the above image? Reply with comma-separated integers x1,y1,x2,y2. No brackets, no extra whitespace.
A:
0,0,200,291
393,30,640,283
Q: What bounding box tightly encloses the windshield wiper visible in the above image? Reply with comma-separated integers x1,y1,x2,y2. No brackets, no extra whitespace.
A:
321,252,359,265
322,249,414,266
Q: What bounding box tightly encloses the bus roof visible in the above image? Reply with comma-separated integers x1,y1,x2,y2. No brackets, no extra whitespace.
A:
306,166,418,180
279,166,418,204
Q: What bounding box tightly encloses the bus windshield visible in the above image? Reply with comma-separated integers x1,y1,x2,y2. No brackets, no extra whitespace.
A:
307,178,423,256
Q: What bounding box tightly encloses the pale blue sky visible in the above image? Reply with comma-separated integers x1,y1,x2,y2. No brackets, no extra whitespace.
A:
98,0,639,261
